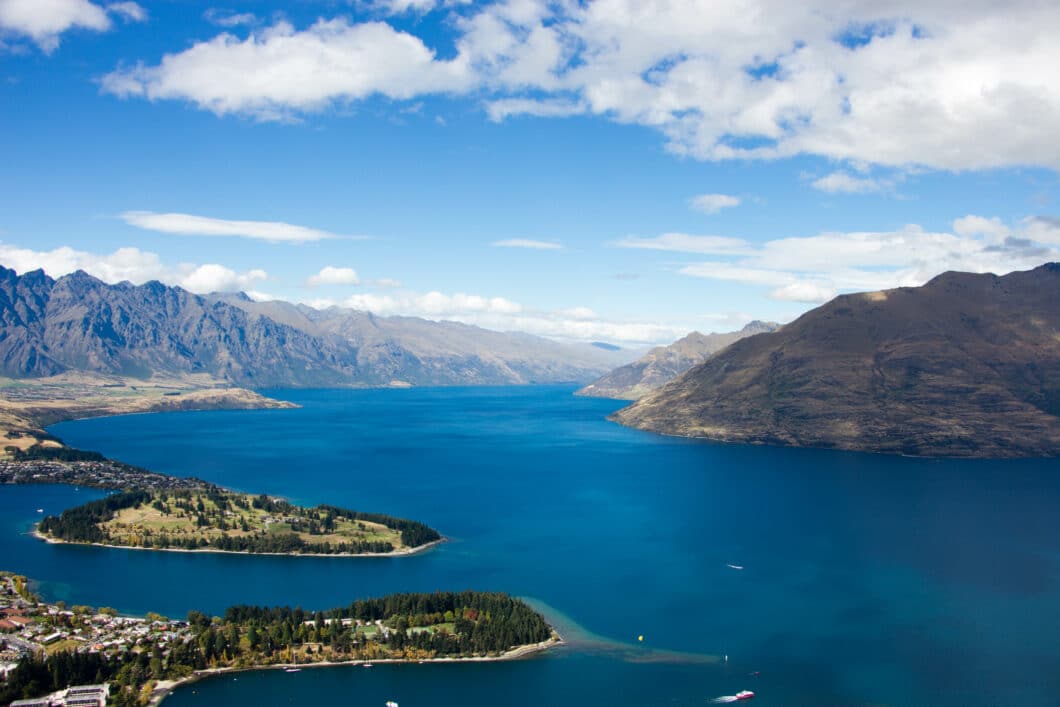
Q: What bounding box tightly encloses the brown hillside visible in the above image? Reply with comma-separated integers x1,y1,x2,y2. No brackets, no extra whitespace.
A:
614,264,1060,457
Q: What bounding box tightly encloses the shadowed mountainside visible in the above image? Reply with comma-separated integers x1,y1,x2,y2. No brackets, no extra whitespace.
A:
614,264,1060,457
576,321,778,399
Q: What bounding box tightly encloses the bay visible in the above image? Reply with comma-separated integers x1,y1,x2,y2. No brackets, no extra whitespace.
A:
1,385,1056,705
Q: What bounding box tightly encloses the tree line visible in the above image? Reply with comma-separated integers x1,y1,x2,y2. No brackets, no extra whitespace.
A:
38,491,152,543
38,490,441,553
1,592,552,706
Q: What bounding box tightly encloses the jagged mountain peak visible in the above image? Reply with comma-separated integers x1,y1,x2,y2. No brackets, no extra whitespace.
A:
0,264,624,387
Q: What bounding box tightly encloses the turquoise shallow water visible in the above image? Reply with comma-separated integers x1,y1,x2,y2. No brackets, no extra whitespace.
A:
2,385,1058,705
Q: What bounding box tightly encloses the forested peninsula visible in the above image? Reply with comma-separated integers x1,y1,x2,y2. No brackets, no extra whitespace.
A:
36,489,442,556
0,574,560,707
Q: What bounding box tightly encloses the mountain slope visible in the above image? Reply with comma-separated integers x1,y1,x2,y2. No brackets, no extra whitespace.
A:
576,321,778,399
614,264,1060,457
0,266,629,387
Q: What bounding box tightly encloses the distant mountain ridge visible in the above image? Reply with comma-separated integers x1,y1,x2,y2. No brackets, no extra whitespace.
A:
0,266,632,387
576,321,779,399
614,264,1060,458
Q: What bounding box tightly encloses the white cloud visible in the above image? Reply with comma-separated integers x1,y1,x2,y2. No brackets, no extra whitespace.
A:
98,2,1060,171
181,263,267,293
953,215,1010,239
0,243,167,283
485,97,585,122
559,306,596,320
1023,217,1060,245
370,0,438,15
811,171,882,194
101,19,473,119
346,291,524,317
491,238,563,250
0,0,144,52
121,210,343,243
679,262,796,288
671,215,1060,303
616,232,751,255
690,193,740,214
106,2,144,22
306,266,360,287
769,281,837,302
0,242,267,295
0,0,107,52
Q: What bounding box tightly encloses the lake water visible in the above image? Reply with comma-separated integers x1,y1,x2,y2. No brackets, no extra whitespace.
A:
3,386,1058,705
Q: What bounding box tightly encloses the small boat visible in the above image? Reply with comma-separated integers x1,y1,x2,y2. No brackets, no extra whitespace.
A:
284,668,301,673
386,702,399,707
726,564,744,570
710,690,754,703
363,662,373,668
36,508,43,513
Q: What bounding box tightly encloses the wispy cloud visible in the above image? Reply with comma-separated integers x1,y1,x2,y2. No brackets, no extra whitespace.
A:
689,193,740,214
491,238,563,250
668,216,1060,303
615,233,751,256
202,8,257,27
811,171,884,194
106,2,145,22
121,211,347,243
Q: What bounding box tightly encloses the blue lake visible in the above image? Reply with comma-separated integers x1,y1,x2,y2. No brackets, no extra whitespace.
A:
2,385,1058,705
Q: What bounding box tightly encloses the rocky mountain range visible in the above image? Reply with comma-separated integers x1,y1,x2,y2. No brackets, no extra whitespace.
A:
0,266,633,387
576,320,778,399
614,264,1060,457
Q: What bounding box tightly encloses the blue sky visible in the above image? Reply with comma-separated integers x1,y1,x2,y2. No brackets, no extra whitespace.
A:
1,0,1059,346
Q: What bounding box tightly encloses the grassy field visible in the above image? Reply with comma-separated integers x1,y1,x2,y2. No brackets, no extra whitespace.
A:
103,490,407,551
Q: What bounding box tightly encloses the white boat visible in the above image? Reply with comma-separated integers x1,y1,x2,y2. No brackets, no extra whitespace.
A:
363,662,373,668
386,702,399,707
726,564,744,570
711,690,754,703
283,668,301,673
36,508,43,513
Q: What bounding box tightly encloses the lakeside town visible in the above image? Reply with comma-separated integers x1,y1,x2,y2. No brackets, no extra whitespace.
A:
0,458,207,493
0,573,196,706
0,570,558,707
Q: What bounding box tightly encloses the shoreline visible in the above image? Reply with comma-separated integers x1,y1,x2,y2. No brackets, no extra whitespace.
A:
31,528,446,559
149,634,564,706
